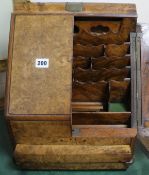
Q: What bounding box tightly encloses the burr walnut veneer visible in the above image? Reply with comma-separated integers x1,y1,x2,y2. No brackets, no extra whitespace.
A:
5,1,140,170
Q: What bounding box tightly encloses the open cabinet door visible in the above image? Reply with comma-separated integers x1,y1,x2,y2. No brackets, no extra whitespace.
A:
138,24,149,151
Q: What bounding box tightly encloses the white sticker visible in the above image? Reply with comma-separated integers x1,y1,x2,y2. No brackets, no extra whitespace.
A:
35,58,49,68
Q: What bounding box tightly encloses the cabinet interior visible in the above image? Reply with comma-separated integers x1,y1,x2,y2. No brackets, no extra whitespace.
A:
72,16,136,128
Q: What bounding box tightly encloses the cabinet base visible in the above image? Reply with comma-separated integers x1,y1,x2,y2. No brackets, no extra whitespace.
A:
14,144,133,170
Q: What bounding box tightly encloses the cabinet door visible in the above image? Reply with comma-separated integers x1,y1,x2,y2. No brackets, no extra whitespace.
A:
138,24,149,151
6,14,73,116
141,25,149,125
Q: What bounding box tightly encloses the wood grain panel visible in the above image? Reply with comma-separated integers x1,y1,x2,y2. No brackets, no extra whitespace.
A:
8,118,131,145
8,15,73,115
109,80,130,102
73,125,127,129
11,135,131,146
92,56,130,69
73,127,137,138
72,112,131,125
72,102,103,112
74,44,104,58
73,56,91,69
72,81,108,102
74,18,136,45
105,44,129,57
10,120,71,139
13,2,137,18
74,67,129,82
75,20,120,33
14,144,132,164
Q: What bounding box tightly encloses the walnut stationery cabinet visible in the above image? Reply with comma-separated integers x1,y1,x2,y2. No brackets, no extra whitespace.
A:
5,0,148,170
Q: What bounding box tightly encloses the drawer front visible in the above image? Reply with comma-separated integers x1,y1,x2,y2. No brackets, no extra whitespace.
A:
9,120,71,144
9,119,136,147
13,144,133,169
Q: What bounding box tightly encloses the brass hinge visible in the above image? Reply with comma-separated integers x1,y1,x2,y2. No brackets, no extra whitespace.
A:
65,2,83,12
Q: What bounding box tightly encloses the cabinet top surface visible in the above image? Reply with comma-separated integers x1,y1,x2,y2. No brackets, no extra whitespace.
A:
13,1,137,18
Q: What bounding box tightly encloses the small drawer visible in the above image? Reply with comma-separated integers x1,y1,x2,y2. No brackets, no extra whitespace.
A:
9,120,71,144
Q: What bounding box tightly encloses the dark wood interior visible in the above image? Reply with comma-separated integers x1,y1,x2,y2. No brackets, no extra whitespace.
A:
72,17,136,128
